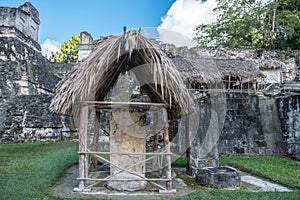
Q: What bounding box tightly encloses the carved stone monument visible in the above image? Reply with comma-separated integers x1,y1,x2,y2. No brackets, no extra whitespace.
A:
107,107,147,191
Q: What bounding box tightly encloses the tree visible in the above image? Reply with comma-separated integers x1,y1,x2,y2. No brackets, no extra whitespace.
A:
195,0,269,48
272,0,300,49
55,35,80,62
194,0,300,50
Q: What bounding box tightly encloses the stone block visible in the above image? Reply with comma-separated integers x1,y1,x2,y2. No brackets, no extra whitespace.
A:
107,173,147,191
196,167,241,189
108,108,147,191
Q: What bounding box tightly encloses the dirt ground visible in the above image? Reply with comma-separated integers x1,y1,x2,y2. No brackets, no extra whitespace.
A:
52,165,198,200
52,164,292,199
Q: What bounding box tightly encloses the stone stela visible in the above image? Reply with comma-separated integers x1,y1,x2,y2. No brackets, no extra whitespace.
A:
74,102,174,193
108,107,147,191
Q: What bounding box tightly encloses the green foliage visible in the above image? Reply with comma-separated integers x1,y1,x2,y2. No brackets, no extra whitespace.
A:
28,63,36,79
194,0,300,50
195,0,270,48
272,0,300,49
55,35,80,62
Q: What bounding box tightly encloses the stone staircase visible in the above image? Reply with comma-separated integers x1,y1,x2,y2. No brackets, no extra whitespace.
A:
282,82,300,93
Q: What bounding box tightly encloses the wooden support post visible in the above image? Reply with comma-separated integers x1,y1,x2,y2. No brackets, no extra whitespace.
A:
78,104,88,190
163,122,172,190
92,113,100,170
152,111,159,173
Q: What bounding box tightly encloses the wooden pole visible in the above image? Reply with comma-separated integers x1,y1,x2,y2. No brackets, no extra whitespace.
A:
152,111,159,173
163,122,172,190
92,113,100,170
78,104,88,190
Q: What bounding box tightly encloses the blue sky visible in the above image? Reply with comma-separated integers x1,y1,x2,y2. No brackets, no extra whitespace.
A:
1,0,217,55
1,0,175,43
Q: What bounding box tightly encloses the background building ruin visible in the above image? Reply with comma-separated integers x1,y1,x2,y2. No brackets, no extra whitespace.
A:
77,31,300,161
0,2,299,165
0,2,76,143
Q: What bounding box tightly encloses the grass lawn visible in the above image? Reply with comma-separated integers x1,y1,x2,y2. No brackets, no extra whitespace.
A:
220,155,300,190
0,142,299,200
0,142,78,200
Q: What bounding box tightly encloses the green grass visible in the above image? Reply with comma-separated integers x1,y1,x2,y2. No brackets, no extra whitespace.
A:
172,155,186,167
220,156,300,189
0,142,79,200
173,189,300,200
0,142,299,200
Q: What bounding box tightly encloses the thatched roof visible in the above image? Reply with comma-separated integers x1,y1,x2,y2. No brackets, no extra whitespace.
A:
50,30,194,118
256,59,285,70
172,57,222,83
172,57,265,83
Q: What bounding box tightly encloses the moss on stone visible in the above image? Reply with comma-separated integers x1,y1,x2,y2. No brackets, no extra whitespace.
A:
28,63,36,79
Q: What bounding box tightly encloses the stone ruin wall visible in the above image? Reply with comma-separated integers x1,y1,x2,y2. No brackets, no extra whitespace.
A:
0,2,77,143
76,33,300,159
164,45,300,160
217,93,287,156
0,36,76,143
0,8,299,160
161,44,300,83
276,95,300,160
1,35,297,159
0,2,41,53
0,2,39,42
78,31,94,61
0,25,41,53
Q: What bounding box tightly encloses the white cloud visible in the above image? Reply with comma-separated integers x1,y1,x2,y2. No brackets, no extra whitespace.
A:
158,0,217,47
40,39,61,57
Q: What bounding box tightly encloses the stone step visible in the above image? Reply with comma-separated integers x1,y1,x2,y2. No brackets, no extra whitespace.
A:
241,175,292,192
282,82,300,93
282,82,300,87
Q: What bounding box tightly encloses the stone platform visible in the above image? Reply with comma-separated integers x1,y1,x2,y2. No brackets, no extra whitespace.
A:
52,165,292,199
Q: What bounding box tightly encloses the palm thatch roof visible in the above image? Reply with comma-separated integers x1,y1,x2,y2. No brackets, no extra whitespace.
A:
256,59,285,70
49,30,194,118
172,57,265,83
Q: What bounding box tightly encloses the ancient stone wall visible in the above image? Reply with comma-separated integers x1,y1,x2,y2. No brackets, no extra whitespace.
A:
160,44,299,160
78,31,94,61
218,93,287,156
0,26,41,55
276,95,300,160
187,98,220,175
0,37,59,93
161,43,300,83
219,93,264,155
258,97,286,155
0,35,76,143
0,2,39,42
0,7,16,27
173,91,297,160
0,94,75,142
